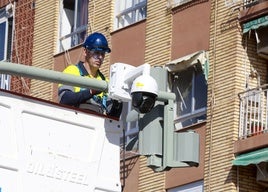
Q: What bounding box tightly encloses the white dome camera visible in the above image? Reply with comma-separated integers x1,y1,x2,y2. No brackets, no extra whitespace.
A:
130,75,158,113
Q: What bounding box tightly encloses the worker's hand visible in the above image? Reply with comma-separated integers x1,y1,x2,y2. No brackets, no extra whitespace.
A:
90,89,101,96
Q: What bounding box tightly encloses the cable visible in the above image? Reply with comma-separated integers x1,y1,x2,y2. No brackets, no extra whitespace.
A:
91,0,96,32
122,127,126,192
208,0,218,190
64,49,73,66
11,1,31,94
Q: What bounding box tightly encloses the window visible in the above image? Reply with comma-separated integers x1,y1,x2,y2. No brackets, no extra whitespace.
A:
120,102,139,150
244,0,259,8
0,7,13,90
168,180,204,192
59,0,88,52
114,0,147,30
172,65,207,128
167,0,192,8
167,51,208,129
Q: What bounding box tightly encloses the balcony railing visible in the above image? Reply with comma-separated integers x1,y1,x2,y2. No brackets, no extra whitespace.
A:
239,85,268,139
225,0,262,11
244,0,260,8
59,25,87,52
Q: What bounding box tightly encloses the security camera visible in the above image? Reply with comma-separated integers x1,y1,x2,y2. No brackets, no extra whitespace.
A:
131,75,158,113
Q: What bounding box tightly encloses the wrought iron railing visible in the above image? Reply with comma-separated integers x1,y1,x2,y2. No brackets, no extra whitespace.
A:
224,0,261,10
59,25,87,52
115,0,147,29
244,0,260,8
238,85,268,139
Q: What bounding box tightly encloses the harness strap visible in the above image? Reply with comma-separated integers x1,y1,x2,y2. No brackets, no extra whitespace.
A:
76,61,108,111
76,61,106,80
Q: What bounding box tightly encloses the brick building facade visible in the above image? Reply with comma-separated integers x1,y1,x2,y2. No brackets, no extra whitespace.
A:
1,0,268,191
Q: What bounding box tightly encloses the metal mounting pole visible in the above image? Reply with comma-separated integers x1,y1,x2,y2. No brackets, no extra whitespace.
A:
0,61,108,91
0,61,175,101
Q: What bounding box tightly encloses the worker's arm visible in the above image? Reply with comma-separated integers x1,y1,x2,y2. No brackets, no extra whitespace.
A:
59,89,93,106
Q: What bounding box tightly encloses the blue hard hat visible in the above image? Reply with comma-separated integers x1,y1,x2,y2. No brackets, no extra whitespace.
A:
83,32,111,53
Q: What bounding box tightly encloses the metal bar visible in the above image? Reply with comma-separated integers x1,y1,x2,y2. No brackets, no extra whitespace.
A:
239,88,268,138
59,25,87,41
0,61,175,102
157,91,176,101
238,84,268,98
0,61,108,91
116,1,146,18
239,96,243,138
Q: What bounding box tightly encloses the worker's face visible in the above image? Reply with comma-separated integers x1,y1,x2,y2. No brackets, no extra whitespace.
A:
85,49,105,68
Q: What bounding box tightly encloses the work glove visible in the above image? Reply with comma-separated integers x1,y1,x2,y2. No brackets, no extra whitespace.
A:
90,89,101,96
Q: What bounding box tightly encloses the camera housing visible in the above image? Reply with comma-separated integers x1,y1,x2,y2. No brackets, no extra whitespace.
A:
131,92,157,113
131,75,158,113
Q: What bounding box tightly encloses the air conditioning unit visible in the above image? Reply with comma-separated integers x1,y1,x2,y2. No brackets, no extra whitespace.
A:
256,162,268,187
256,26,268,60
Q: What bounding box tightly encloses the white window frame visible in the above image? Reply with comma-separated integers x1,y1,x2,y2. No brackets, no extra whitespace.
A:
114,0,147,30
0,8,12,90
58,0,88,52
168,180,204,192
167,0,193,8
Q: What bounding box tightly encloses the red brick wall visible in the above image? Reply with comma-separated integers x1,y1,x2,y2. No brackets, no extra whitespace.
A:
0,0,9,7
236,165,266,191
9,0,35,94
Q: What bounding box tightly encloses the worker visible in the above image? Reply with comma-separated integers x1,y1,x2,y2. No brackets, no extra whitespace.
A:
58,32,122,118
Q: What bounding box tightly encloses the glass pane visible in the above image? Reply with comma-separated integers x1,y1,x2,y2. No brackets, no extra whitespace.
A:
75,0,88,45
125,0,133,9
194,69,207,110
0,21,6,60
118,0,126,12
173,65,207,128
77,0,88,28
63,0,75,32
60,0,74,50
173,69,193,116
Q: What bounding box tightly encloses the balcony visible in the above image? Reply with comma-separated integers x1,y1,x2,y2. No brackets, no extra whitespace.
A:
238,86,268,139
239,0,268,24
